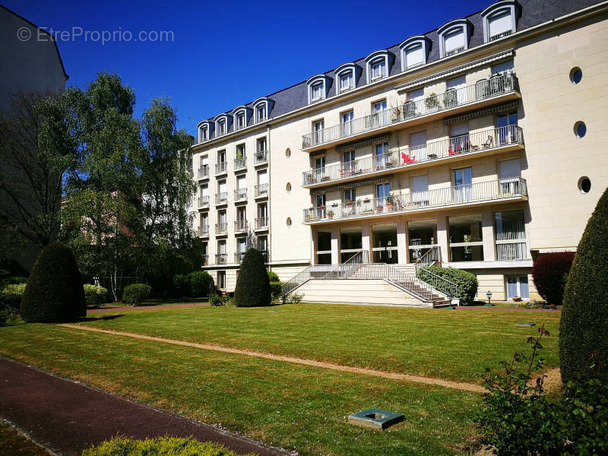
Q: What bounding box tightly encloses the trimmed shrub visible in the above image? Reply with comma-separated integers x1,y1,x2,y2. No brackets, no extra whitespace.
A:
532,252,575,305
21,243,86,323
417,266,478,305
1,283,26,310
0,276,28,289
173,274,190,297
122,283,151,306
270,282,283,301
233,248,271,307
267,270,280,283
560,186,608,384
189,271,215,297
83,436,255,456
83,284,108,307
209,294,231,306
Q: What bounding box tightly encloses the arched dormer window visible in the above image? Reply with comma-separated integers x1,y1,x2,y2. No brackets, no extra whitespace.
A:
214,113,231,137
438,19,472,58
399,36,432,71
335,63,359,93
252,97,273,124
197,121,212,142
232,105,250,131
307,74,330,104
364,50,393,83
481,1,520,42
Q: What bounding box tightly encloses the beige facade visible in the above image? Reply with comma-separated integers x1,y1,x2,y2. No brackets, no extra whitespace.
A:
190,1,608,303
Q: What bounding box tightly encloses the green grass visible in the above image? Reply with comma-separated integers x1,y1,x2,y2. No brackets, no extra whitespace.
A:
77,303,561,383
0,420,52,456
0,323,481,456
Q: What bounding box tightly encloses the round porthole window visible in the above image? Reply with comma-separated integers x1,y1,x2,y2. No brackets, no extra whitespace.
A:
285,148,291,158
286,182,292,192
574,121,587,138
286,217,292,226
578,176,591,194
570,67,582,84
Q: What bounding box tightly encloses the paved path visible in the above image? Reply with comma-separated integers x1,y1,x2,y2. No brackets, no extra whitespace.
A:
0,357,285,456
61,324,486,393
88,302,209,313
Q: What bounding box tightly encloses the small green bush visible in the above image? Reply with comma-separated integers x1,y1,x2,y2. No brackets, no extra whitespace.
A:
270,282,283,301
234,248,271,307
1,283,26,310
189,271,215,297
82,436,255,456
209,294,231,306
21,243,86,323
417,266,477,305
267,270,280,282
83,284,108,307
122,283,151,306
0,276,28,289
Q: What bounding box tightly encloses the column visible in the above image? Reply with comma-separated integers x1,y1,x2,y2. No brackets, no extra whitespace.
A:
482,210,496,261
361,223,371,263
437,215,449,263
397,220,408,264
331,227,339,264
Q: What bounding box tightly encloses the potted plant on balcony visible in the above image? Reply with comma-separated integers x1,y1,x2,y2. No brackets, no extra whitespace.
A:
327,210,334,219
425,93,440,111
386,194,395,212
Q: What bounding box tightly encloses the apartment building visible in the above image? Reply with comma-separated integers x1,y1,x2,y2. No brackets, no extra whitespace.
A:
190,0,608,304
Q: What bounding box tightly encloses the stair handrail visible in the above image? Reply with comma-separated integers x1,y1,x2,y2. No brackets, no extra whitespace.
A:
413,247,459,300
321,250,369,279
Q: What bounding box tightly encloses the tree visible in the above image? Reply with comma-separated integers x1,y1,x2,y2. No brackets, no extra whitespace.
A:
21,243,86,322
233,248,271,307
560,186,608,383
0,92,75,267
532,252,575,305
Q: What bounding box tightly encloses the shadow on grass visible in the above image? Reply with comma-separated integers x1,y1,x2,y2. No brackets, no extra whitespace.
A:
82,314,126,322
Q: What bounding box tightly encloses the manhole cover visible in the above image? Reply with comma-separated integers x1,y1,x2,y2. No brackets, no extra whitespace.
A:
515,323,536,327
348,408,404,430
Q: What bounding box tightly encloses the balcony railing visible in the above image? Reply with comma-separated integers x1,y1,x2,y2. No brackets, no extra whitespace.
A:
301,72,517,149
255,183,269,197
235,252,246,264
198,165,209,179
198,224,209,236
202,254,209,265
216,253,227,264
303,177,527,223
215,161,227,174
215,192,228,204
255,217,268,230
234,157,247,171
234,188,247,201
234,220,248,233
302,125,523,187
215,222,228,234
496,242,528,260
198,196,210,208
254,150,268,165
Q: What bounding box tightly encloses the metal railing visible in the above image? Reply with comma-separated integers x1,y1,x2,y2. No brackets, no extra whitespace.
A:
234,220,248,232
255,183,269,197
215,222,228,234
216,253,227,264
254,150,268,165
198,165,209,179
215,162,227,174
234,157,247,170
301,125,523,187
234,188,247,201
235,252,246,264
198,224,209,236
303,178,527,223
302,72,517,149
198,196,209,208
320,250,369,279
255,217,268,230
413,247,459,300
215,192,228,204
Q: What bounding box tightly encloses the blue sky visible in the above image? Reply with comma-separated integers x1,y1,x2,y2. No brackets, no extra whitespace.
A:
5,0,491,135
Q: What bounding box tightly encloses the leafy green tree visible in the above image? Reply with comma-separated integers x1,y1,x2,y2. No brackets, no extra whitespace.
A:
234,248,271,307
560,186,608,383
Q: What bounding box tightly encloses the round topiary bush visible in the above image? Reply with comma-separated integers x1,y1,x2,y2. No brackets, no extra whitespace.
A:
122,283,151,306
189,271,215,297
21,243,86,322
560,187,608,384
233,248,271,307
83,284,108,307
532,252,575,305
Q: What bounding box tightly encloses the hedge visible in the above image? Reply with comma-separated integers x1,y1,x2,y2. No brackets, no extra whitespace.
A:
532,252,575,305
122,283,151,306
233,248,271,307
83,436,255,456
83,284,108,307
189,271,215,297
417,266,478,305
1,283,26,310
270,282,283,301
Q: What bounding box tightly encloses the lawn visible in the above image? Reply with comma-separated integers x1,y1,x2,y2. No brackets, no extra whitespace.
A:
0,304,562,456
0,420,52,456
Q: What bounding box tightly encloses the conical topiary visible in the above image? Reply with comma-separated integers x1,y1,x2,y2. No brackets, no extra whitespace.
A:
233,248,271,307
21,243,87,322
560,187,608,383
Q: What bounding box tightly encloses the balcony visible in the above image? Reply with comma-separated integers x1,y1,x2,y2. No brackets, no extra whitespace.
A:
215,161,227,175
215,222,228,234
301,72,518,152
234,188,247,202
216,253,227,264
198,195,210,208
198,224,209,237
255,183,269,198
234,219,248,233
303,178,528,224
254,150,268,166
198,165,209,180
255,217,268,230
215,192,228,205
234,157,247,172
234,252,246,264
202,254,209,266
302,125,523,188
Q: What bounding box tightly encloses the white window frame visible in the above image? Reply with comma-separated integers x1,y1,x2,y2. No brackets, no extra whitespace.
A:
437,19,471,58
307,75,329,104
198,124,209,142
481,0,519,43
252,97,271,124
215,115,229,136
335,63,357,93
399,36,431,71
233,107,247,130
364,50,391,84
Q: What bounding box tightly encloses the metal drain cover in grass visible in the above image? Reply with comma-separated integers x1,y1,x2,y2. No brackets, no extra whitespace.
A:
515,322,536,327
348,408,404,430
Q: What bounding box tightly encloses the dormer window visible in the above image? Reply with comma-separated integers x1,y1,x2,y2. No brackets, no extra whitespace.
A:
307,75,329,104
199,125,208,142
252,97,272,123
335,63,358,93
364,50,392,84
481,1,520,42
399,36,431,71
232,106,248,130
217,119,226,136
438,19,472,58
